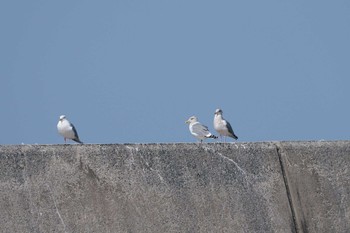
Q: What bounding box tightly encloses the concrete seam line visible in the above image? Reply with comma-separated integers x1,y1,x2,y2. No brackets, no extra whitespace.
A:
274,142,298,233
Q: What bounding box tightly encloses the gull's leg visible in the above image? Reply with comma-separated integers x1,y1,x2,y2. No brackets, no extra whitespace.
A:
64,138,66,143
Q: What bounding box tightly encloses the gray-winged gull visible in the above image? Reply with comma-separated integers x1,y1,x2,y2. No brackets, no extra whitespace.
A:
57,115,83,144
186,116,217,143
214,109,238,142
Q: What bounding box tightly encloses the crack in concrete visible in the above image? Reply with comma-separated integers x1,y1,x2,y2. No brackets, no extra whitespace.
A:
217,152,246,175
139,155,167,186
47,184,68,233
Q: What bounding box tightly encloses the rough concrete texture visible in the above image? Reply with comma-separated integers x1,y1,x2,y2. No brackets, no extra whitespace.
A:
276,141,350,233
0,142,348,233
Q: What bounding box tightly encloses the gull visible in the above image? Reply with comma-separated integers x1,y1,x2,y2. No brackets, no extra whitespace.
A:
214,109,238,142
57,115,83,144
185,116,217,143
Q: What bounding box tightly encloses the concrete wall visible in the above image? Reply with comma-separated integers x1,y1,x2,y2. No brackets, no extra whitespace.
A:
0,141,349,233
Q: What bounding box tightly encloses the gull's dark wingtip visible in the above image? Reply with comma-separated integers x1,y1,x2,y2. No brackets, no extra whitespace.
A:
208,135,218,139
73,138,84,144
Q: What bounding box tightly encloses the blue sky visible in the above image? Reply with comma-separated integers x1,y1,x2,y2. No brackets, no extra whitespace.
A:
1,1,349,144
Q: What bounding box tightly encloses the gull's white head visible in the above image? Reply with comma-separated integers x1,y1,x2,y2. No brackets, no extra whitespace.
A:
215,109,223,115
185,116,198,124
59,115,66,121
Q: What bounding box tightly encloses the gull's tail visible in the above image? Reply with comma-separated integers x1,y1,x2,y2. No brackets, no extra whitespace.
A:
73,138,84,144
231,133,238,140
206,134,218,139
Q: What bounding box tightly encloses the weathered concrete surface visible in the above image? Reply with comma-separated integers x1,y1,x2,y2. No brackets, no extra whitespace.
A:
0,142,349,233
0,143,293,233
277,141,350,233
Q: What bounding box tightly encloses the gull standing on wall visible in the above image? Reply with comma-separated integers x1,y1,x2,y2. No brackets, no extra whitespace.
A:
213,109,238,142
57,115,83,144
186,116,217,143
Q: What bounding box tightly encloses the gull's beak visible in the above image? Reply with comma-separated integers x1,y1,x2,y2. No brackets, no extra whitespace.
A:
185,120,190,124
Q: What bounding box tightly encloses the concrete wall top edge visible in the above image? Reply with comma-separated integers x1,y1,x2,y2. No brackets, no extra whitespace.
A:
0,140,348,147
